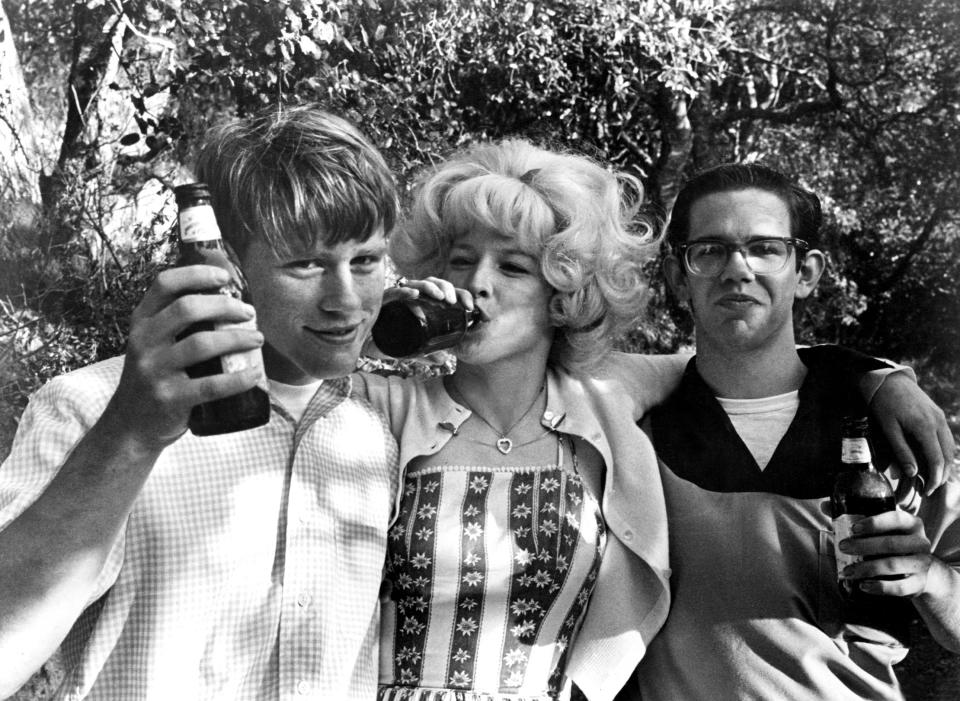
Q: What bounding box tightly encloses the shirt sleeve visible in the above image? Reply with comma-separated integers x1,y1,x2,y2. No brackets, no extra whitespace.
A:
0,368,126,605
797,344,913,404
596,351,691,420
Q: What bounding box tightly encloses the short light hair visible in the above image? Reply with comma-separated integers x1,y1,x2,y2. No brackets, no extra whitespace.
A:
389,138,659,371
194,104,398,258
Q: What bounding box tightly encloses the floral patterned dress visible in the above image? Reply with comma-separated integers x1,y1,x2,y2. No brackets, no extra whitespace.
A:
378,436,606,701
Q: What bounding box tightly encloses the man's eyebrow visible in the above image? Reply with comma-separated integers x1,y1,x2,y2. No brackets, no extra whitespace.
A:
357,241,387,254
688,235,787,243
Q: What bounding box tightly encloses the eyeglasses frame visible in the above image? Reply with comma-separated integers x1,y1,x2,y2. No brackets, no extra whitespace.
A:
673,236,810,278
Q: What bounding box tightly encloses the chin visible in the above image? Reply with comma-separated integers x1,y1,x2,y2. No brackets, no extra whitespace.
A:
314,362,358,379
452,346,488,366
296,351,357,380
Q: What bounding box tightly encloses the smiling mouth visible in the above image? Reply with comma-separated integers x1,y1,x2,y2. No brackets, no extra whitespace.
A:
305,326,360,344
717,294,759,306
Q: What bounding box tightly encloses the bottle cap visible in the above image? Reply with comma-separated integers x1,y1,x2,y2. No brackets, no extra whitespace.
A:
175,183,212,207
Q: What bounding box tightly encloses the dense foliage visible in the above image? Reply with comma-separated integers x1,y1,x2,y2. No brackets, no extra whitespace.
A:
2,0,957,449
1,2,958,697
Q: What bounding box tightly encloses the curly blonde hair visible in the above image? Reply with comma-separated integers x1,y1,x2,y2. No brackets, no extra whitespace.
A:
389,139,660,371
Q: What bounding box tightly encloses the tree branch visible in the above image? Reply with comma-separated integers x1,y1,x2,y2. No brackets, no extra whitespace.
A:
719,97,838,125
875,196,955,294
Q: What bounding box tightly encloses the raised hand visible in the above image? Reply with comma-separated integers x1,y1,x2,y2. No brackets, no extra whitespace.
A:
109,264,265,449
389,275,475,310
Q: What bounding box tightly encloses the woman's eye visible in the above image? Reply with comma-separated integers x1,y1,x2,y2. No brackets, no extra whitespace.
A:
501,262,529,274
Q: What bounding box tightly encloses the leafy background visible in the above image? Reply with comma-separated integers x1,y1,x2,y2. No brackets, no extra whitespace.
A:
1,0,957,698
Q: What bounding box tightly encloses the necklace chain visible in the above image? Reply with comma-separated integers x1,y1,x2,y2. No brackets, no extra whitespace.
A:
453,382,546,454
465,429,551,452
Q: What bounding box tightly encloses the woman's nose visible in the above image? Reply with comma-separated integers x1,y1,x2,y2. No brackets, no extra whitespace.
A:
464,261,494,297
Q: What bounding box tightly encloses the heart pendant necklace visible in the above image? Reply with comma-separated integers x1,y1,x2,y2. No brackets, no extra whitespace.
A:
453,382,546,454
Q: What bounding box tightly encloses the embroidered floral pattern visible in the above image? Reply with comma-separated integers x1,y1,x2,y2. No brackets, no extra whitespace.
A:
386,475,442,685
446,469,492,687
382,458,605,700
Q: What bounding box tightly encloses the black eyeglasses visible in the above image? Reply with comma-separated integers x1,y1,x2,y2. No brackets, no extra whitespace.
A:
675,237,809,277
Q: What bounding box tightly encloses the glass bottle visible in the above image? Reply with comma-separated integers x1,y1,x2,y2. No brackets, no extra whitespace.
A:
175,183,270,435
372,297,481,357
831,415,897,599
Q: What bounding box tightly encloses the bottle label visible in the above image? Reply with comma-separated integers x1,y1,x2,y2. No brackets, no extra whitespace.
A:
833,514,861,575
217,314,267,389
841,437,871,464
179,206,221,243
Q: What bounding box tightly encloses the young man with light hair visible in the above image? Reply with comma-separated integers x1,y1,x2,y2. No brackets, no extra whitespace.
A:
0,105,401,700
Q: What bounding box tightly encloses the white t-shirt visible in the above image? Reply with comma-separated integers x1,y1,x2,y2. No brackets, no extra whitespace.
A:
268,378,324,422
716,391,800,470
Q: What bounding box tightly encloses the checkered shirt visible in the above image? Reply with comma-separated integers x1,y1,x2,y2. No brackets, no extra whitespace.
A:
0,356,399,700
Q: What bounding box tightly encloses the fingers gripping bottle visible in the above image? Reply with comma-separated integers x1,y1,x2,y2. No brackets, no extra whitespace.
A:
831,416,896,599
372,297,481,358
175,183,270,435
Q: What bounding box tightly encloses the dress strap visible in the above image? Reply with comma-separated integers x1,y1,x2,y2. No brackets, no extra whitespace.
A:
556,434,578,472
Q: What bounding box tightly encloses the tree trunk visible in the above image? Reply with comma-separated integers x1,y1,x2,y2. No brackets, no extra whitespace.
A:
0,1,40,205
650,87,693,217
39,0,127,250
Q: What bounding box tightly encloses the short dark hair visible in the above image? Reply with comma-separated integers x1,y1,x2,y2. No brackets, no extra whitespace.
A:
666,164,822,256
194,104,398,258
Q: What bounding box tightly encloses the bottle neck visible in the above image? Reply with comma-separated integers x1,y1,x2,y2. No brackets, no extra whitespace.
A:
178,204,222,243
841,435,873,470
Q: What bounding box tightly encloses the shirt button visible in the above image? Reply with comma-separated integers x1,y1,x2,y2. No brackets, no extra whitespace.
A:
622,529,633,540
544,410,554,420
297,680,310,695
297,592,312,608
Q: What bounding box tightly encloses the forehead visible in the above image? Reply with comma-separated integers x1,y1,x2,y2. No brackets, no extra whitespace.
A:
687,188,791,241
450,226,538,257
278,227,388,260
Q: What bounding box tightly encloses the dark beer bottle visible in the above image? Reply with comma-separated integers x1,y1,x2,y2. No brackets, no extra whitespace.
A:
831,415,897,599
372,297,481,357
175,183,270,435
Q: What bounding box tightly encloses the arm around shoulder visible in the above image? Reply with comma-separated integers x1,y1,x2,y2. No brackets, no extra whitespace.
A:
597,351,690,419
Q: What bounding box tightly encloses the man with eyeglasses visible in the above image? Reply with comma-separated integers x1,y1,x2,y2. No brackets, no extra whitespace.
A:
623,164,960,700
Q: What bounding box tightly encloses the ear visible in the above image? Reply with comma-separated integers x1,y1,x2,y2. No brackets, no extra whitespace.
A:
664,254,690,303
794,248,825,300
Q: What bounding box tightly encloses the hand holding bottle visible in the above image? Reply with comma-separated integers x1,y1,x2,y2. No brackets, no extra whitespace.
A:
109,264,266,449
836,509,944,599
384,275,475,309
372,276,478,357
